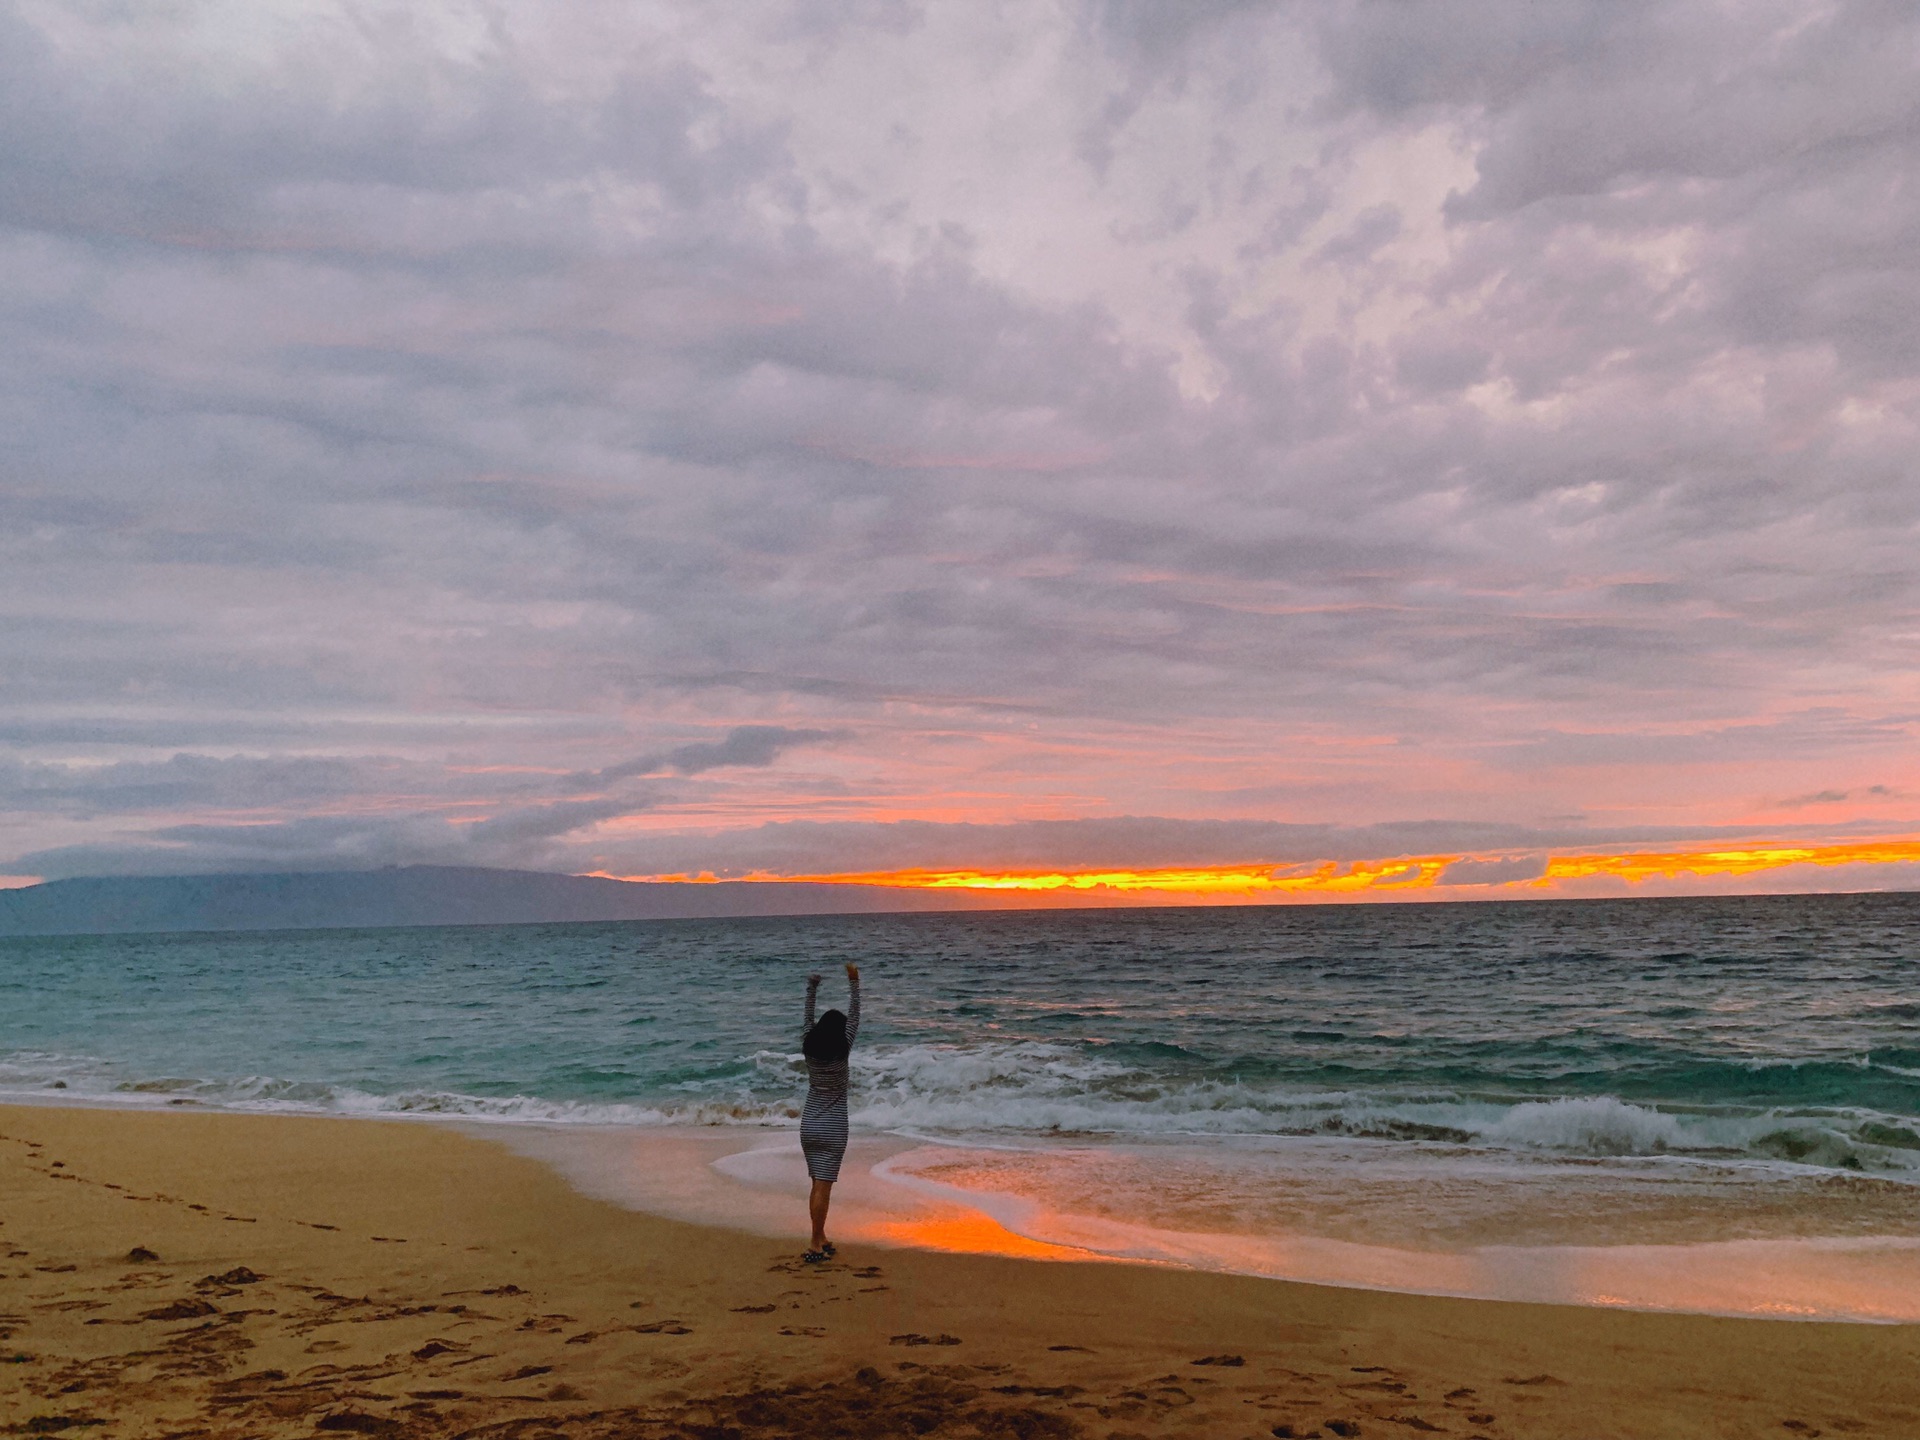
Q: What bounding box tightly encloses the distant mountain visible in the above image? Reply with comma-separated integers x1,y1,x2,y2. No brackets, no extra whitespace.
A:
0,865,1030,937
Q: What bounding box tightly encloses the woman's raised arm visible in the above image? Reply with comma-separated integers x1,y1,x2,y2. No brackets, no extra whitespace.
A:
844,963,861,1046
804,972,822,1037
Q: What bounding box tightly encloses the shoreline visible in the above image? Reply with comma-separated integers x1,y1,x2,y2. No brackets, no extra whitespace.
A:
4,1103,1920,1439
10,1090,1920,1323
482,1117,1920,1324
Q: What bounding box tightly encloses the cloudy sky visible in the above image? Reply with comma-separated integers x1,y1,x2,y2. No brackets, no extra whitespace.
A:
4,0,1919,900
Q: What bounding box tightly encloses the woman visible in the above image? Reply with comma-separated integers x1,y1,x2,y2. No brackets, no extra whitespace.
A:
799,961,861,1262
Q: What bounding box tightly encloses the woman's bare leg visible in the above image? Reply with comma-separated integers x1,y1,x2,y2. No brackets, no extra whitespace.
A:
809,1179,833,1250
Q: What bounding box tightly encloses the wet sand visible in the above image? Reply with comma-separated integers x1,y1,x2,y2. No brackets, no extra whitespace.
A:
3,1103,1918,1439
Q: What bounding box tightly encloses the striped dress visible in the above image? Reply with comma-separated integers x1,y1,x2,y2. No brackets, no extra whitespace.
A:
800,972,861,1183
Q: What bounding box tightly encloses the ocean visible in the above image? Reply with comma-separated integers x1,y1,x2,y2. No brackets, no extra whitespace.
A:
4,891,1919,1320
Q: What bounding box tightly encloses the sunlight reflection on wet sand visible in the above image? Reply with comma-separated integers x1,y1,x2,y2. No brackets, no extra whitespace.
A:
480,1123,1920,1323
865,1210,1096,1261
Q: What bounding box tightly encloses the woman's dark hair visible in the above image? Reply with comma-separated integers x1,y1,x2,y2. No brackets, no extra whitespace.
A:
803,1008,850,1063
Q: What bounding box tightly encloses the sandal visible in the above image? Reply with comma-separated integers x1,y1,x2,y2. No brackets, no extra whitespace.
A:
821,1241,837,1258
802,1249,829,1264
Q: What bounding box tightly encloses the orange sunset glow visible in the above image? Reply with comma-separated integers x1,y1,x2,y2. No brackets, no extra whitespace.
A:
789,860,1454,895
1539,841,1920,886
610,837,1920,902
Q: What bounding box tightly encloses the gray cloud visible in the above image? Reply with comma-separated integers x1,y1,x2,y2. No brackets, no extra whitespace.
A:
0,753,447,816
584,726,844,786
0,724,839,876
3,1,1919,881
1436,854,1550,887
1775,784,1899,810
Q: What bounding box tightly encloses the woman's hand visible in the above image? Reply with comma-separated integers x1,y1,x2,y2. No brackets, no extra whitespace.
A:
845,962,860,980
809,972,823,985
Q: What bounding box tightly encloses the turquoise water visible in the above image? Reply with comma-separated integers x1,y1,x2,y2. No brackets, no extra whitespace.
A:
3,891,1918,1171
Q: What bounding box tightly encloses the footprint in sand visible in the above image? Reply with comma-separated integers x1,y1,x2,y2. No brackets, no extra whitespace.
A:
765,1259,818,1275
197,1267,262,1289
140,1299,218,1322
314,1410,391,1433
730,1304,776,1314
889,1333,961,1347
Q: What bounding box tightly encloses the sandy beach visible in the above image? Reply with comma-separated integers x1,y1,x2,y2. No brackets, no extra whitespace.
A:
4,1103,1918,1440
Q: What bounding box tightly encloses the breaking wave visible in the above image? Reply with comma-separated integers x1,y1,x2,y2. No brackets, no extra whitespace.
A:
7,1040,1918,1178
